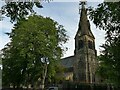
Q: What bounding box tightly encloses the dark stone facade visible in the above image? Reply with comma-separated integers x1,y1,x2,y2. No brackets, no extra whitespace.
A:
61,2,98,83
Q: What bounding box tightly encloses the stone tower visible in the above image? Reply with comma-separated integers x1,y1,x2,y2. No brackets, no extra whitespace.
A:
73,1,97,83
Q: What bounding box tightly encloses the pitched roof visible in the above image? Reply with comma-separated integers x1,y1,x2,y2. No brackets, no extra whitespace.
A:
61,56,74,68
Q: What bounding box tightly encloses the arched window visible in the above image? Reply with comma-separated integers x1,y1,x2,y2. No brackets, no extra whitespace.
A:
88,40,93,49
78,40,84,50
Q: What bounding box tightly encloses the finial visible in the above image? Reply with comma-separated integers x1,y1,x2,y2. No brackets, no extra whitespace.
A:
79,0,87,14
79,0,87,5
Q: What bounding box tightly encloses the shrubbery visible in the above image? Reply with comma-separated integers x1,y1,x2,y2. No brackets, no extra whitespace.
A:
62,81,120,90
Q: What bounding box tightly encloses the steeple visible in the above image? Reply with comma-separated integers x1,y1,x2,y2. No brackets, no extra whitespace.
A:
76,1,94,38
73,1,97,83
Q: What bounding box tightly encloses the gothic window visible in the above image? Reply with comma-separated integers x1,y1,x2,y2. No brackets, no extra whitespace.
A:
88,40,93,49
78,40,84,50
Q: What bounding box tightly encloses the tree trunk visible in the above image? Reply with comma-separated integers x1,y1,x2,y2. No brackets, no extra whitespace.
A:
40,64,48,90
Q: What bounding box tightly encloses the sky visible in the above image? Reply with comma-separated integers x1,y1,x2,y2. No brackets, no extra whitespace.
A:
0,0,106,58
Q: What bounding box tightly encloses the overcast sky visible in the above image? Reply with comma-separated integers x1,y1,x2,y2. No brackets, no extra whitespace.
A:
0,1,106,58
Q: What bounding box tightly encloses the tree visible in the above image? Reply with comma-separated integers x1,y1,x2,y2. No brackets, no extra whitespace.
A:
2,15,68,89
1,0,51,22
89,2,120,85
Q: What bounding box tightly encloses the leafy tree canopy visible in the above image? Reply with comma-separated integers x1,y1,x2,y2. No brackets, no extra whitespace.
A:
89,2,120,85
2,15,68,88
1,0,51,22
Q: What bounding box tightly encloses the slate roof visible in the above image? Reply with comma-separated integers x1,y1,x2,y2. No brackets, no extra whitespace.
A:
61,56,75,68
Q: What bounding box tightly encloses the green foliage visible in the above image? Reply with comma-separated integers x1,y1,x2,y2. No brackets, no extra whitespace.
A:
97,42,120,85
1,0,52,22
62,82,112,90
2,15,68,88
89,2,120,85
89,2,120,41
49,64,66,84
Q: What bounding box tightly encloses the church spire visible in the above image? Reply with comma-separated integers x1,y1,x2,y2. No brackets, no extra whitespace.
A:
74,1,97,83
77,1,94,38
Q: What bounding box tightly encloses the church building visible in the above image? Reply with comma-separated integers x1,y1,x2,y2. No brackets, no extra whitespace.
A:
61,1,98,83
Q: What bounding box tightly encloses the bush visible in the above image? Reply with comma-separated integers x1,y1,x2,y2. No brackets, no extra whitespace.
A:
62,81,119,90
